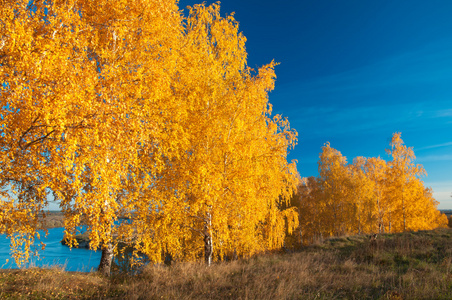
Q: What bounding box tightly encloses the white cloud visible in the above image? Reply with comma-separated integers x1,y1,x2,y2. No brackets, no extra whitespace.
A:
425,181,451,209
417,155,452,162
416,142,452,151
277,37,452,100
437,109,452,117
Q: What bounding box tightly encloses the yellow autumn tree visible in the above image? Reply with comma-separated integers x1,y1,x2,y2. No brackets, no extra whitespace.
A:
0,0,185,275
292,134,446,243
415,187,448,229
1,0,298,273
385,133,425,231
294,144,353,242
363,156,389,233
348,157,376,234
317,143,352,236
294,176,326,245
132,3,299,265
385,133,447,232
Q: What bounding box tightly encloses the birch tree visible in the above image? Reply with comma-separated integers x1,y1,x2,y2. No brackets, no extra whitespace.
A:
349,157,376,234
386,133,425,232
385,133,446,232
363,157,388,233
292,134,447,241
0,0,184,275
318,143,351,236
134,3,299,265
1,0,299,272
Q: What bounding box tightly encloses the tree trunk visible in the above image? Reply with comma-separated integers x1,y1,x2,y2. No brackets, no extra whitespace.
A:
98,195,114,276
232,248,238,261
204,212,213,266
376,193,383,234
204,232,212,266
98,243,114,276
402,192,406,231
299,227,303,246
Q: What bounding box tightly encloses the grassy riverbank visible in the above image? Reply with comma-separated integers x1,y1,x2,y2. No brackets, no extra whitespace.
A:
37,211,65,229
1,228,452,299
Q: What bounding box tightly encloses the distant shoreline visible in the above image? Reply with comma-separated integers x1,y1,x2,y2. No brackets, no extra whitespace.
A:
38,211,65,230
440,209,452,216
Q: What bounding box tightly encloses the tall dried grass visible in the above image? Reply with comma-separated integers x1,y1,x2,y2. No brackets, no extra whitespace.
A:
1,228,451,299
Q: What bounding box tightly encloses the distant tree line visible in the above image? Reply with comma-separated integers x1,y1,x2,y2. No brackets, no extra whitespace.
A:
286,133,447,246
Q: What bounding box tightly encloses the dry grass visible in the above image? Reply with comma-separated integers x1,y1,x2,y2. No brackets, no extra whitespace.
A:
0,266,116,299
37,211,65,229
1,228,452,299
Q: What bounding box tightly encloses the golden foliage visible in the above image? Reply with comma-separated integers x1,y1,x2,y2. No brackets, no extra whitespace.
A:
132,3,298,264
293,133,447,245
0,1,298,267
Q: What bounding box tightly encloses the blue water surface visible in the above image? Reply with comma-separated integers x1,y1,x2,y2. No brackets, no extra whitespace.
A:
0,227,102,272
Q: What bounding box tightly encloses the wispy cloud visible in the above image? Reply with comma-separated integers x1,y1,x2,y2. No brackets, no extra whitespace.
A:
274,37,452,114
436,109,452,117
289,102,433,138
279,37,452,99
272,37,452,197
274,38,452,139
424,181,452,189
416,142,452,151
417,155,452,162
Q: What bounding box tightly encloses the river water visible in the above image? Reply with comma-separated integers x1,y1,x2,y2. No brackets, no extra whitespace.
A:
0,227,102,272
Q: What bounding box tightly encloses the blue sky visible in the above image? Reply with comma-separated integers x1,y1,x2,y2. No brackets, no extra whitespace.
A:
181,0,452,208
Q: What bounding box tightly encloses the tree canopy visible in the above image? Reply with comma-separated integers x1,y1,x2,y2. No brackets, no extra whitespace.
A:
293,133,447,245
0,0,298,273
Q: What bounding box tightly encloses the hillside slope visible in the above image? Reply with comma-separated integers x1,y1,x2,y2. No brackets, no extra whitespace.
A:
1,228,451,299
